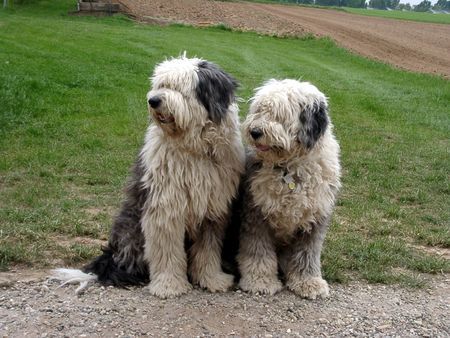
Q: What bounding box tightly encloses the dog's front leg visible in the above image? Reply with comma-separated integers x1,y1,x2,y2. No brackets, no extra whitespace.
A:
237,211,282,295
284,217,330,299
143,214,191,298
189,219,234,293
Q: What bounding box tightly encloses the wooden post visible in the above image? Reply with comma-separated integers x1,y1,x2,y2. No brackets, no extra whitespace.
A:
78,1,120,12
3,0,7,8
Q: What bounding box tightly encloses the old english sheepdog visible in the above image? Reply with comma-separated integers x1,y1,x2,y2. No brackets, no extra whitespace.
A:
237,79,341,299
52,55,245,298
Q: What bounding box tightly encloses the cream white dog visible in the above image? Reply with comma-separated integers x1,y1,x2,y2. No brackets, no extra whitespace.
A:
52,55,245,298
237,79,341,299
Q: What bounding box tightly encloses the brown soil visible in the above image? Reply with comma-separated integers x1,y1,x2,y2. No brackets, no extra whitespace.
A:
121,0,450,78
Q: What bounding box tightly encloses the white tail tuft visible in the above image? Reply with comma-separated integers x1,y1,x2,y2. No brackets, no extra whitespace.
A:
49,268,98,294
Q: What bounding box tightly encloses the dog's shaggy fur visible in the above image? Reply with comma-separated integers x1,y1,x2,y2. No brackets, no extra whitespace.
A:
237,79,341,299
52,56,245,298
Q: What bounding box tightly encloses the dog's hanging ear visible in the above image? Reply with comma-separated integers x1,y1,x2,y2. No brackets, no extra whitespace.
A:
196,61,238,124
297,99,329,150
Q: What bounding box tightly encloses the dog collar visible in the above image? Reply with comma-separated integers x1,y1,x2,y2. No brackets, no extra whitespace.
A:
274,165,299,191
282,173,297,191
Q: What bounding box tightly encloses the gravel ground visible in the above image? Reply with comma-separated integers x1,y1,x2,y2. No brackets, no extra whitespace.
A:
1,270,449,337
121,0,450,78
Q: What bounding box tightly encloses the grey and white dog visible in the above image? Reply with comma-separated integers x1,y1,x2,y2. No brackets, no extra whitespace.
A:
52,55,245,298
237,79,341,299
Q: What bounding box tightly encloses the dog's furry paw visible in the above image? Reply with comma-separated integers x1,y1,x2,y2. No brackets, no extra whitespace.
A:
287,276,329,299
239,275,283,295
196,271,234,293
146,274,192,299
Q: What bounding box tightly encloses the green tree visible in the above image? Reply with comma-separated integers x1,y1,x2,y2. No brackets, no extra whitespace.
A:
398,2,412,10
433,0,450,10
315,0,340,5
369,0,387,9
414,0,431,11
282,0,314,3
342,0,367,7
387,0,400,8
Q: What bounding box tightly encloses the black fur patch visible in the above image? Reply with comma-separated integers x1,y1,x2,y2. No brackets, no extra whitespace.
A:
196,61,238,124
298,100,329,149
83,246,149,287
221,151,262,281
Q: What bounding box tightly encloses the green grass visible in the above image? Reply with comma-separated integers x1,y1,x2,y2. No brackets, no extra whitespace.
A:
342,7,450,24
1,1,449,286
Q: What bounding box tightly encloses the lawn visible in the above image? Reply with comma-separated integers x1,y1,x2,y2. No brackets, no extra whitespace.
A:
0,0,449,286
342,7,450,24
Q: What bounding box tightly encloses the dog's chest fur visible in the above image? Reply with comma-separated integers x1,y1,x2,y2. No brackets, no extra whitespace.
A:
249,157,337,239
141,126,242,234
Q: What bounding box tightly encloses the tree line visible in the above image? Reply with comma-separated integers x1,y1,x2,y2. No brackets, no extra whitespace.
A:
369,0,448,10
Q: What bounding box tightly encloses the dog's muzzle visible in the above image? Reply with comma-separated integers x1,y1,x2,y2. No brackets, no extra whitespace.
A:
154,113,175,124
148,96,162,109
255,144,270,152
250,128,263,140
148,96,175,124
249,128,270,152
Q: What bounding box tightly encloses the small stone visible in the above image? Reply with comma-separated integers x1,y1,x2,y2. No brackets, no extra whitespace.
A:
377,324,390,331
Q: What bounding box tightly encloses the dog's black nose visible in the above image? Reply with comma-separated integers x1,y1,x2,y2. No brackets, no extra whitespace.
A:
250,128,263,140
148,96,162,109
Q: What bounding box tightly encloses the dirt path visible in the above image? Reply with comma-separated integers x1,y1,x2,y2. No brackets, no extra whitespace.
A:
252,4,450,78
122,0,450,78
1,270,449,337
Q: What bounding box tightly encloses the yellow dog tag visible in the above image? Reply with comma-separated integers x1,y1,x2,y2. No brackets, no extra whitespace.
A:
282,173,297,191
